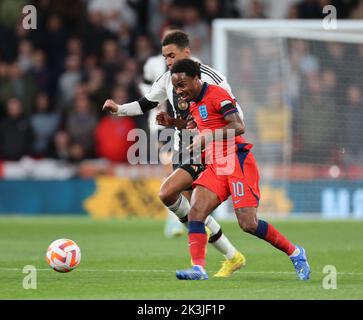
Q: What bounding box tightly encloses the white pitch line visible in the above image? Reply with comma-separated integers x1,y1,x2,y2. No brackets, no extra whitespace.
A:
1,268,363,275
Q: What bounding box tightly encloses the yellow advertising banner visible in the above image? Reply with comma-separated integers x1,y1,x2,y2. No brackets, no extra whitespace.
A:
84,176,167,219
258,185,293,216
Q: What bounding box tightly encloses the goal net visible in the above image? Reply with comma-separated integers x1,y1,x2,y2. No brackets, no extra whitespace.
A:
212,20,363,219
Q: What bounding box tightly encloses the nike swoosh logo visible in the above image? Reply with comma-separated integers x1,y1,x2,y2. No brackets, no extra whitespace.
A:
234,200,241,204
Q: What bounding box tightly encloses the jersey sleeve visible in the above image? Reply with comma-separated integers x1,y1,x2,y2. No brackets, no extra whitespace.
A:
144,72,168,103
200,64,244,119
215,94,239,118
213,87,239,117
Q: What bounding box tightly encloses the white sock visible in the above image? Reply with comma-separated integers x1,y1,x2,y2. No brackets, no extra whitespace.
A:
167,195,190,228
205,215,237,260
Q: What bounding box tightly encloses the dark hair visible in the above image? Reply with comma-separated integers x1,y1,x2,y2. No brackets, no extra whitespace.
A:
162,30,190,49
171,59,201,79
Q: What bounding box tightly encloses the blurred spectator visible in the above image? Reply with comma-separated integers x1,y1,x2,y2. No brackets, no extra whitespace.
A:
66,37,83,57
0,98,33,160
30,93,60,157
0,61,9,114
245,0,267,18
43,14,68,69
58,54,82,107
148,0,171,39
162,2,185,30
66,94,98,158
47,130,71,161
84,67,109,115
29,49,51,95
183,6,211,64
322,42,346,76
68,142,88,163
0,0,27,28
294,75,338,163
291,40,320,77
94,115,137,162
321,42,347,105
132,34,156,65
87,0,137,33
342,85,363,165
236,0,294,18
101,39,123,85
17,40,34,73
349,0,363,19
264,0,299,19
293,0,324,19
202,0,226,24
321,69,339,107
95,86,137,162
255,82,291,163
0,62,37,114
81,10,116,56
114,59,142,102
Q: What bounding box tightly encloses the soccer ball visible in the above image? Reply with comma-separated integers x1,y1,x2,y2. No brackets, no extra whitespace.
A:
46,239,81,273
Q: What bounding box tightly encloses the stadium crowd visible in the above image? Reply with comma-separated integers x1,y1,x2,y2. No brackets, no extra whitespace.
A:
0,0,362,167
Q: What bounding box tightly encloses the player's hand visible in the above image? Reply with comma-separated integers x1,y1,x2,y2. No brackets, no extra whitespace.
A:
102,99,118,113
186,114,197,130
156,112,174,126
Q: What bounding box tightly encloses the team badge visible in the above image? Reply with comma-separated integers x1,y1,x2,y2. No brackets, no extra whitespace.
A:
178,99,189,111
198,105,208,120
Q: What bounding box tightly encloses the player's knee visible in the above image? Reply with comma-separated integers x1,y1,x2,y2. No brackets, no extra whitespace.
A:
237,216,258,234
158,185,178,206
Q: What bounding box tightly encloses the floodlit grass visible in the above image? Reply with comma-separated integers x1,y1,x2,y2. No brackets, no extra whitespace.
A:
0,216,362,299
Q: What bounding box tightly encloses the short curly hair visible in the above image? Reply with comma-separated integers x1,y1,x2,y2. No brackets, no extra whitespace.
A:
162,30,190,49
171,59,201,79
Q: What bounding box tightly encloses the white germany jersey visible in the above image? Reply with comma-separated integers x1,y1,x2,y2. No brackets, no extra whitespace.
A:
144,63,244,120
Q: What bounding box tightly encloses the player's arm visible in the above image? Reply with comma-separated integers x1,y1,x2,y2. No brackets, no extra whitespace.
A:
102,97,159,116
214,112,245,138
189,113,245,152
103,73,168,116
188,101,245,152
155,112,196,130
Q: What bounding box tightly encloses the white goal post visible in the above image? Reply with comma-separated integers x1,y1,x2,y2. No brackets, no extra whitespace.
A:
211,20,363,219
213,20,363,78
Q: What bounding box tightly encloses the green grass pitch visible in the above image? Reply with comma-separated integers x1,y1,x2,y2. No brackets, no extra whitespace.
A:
0,216,362,300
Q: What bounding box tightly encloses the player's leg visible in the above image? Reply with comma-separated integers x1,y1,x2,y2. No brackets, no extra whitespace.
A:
159,167,193,230
160,165,244,274
234,207,310,280
176,185,220,280
164,211,184,238
182,188,241,264
235,206,296,255
230,146,310,280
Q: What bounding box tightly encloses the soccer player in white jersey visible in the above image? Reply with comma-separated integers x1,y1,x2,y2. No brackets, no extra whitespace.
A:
103,30,245,277
139,46,186,238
